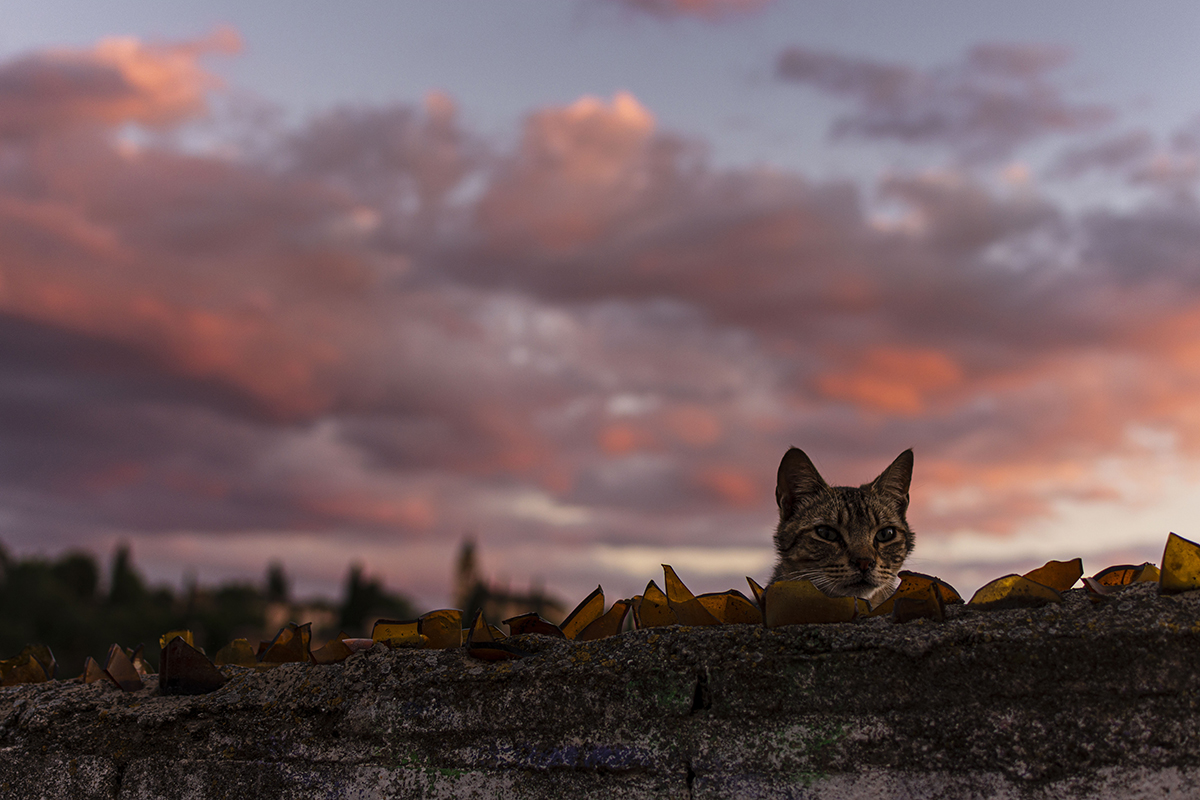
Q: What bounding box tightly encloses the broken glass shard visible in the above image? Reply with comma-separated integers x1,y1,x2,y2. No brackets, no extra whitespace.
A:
310,632,354,665
1093,562,1159,586
465,610,529,661
745,576,766,609
214,639,258,667
697,590,762,625
160,636,226,696
892,583,945,623
371,619,427,648
763,580,859,626
662,565,720,626
81,656,106,684
576,600,630,642
159,630,194,650
1022,558,1084,592
633,580,677,628
418,609,464,649
104,643,144,692
259,622,312,663
1161,532,1200,594
561,586,605,640
503,612,565,638
968,574,1062,610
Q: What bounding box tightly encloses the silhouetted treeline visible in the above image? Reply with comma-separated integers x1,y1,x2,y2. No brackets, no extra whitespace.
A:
0,543,414,676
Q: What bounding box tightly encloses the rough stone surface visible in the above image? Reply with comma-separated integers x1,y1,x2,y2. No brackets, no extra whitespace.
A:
1,582,1199,798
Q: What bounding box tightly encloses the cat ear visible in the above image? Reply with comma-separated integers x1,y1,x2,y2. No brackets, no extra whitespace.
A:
776,447,828,520
870,449,913,511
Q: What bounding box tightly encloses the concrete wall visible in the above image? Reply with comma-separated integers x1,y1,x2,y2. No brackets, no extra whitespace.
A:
2,581,1199,799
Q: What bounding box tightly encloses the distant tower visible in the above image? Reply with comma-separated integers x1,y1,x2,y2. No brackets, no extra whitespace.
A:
455,536,480,611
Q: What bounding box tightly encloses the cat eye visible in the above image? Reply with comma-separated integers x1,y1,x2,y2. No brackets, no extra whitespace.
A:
813,525,840,543
876,527,897,543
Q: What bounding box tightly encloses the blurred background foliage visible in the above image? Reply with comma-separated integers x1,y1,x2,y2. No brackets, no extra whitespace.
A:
0,542,415,675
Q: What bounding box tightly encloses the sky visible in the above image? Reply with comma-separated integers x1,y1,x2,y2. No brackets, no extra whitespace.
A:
2,0,1200,610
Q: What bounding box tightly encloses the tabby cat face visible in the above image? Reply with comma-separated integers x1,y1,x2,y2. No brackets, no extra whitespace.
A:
770,448,914,606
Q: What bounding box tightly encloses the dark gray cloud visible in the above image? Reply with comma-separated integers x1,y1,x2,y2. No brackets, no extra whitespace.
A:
775,43,1113,160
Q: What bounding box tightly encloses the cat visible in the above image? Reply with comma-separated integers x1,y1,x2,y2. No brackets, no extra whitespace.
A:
770,447,914,607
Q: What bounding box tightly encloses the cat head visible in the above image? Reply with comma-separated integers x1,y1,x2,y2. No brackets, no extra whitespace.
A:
771,448,914,604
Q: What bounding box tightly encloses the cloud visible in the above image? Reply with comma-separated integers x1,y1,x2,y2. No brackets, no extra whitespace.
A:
6,34,1200,610
603,0,773,21
0,28,239,139
775,43,1113,160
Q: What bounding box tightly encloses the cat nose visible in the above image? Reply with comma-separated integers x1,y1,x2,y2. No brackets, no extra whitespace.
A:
852,557,875,573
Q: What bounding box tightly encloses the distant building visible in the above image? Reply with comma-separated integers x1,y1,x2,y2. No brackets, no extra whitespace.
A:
455,538,566,625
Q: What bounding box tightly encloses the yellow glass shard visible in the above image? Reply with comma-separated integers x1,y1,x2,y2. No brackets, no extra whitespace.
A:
634,580,677,628
466,609,495,644
1136,563,1161,583
763,580,859,627
662,565,720,626
159,630,194,650
697,591,762,625
1022,558,1084,592
372,619,427,648
560,586,605,640
418,609,464,649
865,571,959,617
968,574,1062,609
577,600,630,642
1161,532,1200,594
82,656,106,684
104,643,144,692
214,638,258,667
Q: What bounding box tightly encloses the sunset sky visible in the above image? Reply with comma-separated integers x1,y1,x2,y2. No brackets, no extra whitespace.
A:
2,0,1200,609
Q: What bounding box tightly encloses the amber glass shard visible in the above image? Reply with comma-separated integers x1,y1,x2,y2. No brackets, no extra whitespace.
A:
576,600,631,642
104,643,144,692
0,648,49,686
465,610,529,660
1082,576,1111,603
968,574,1062,610
661,565,720,626
127,644,153,676
418,609,464,649
1023,558,1084,592
310,634,354,665
214,638,258,667
763,580,859,627
159,630,194,650
746,576,766,609
898,571,963,604
160,636,226,696
1161,532,1200,594
1093,563,1158,586
560,586,605,640
260,622,313,663
23,644,56,679
697,591,762,625
503,612,565,638
371,619,426,648
81,656,106,684
633,580,677,628
892,584,945,624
